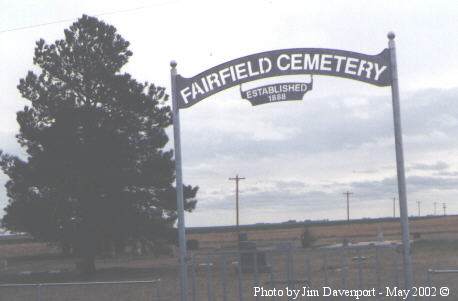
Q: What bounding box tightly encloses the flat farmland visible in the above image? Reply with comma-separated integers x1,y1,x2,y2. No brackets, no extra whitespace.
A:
188,215,458,249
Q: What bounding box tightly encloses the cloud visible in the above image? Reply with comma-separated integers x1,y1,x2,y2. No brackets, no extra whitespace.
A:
434,170,458,177
407,175,458,191
409,161,449,172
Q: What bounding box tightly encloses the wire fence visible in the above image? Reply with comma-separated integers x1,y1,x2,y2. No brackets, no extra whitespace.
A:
1,245,456,300
185,243,403,301
0,279,162,301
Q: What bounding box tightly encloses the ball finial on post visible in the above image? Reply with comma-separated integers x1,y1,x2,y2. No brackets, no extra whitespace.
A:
170,60,177,68
387,31,396,40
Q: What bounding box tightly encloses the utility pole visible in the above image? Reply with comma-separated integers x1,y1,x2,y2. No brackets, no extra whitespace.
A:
343,191,353,222
443,203,447,216
416,201,421,217
229,174,245,240
434,202,437,216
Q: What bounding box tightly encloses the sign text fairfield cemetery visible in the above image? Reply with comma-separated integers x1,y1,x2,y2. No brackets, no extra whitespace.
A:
176,48,390,108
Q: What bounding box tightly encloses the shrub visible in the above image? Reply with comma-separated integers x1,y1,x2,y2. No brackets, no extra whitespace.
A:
301,227,317,248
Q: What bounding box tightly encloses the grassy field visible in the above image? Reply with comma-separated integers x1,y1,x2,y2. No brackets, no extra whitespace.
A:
0,216,457,300
187,215,458,249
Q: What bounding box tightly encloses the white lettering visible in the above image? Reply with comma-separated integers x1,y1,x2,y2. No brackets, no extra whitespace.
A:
218,68,232,85
200,77,209,92
345,57,359,75
277,54,290,71
357,60,372,78
247,61,260,77
206,73,221,90
334,55,347,72
260,57,272,73
291,54,302,70
191,82,205,99
180,87,192,103
229,65,236,81
320,54,333,71
235,63,248,79
304,54,319,70
374,63,387,81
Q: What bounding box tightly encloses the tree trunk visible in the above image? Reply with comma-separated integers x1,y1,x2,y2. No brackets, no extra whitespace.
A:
77,255,96,277
61,242,72,256
114,239,125,256
76,236,97,277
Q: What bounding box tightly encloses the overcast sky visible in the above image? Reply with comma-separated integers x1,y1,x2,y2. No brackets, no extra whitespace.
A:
1,0,457,227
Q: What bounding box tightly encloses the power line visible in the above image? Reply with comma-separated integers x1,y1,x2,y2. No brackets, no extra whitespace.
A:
0,1,179,34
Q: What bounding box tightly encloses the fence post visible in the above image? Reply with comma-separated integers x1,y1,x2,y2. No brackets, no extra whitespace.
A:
191,255,197,301
285,247,292,301
288,247,294,285
375,246,381,293
305,253,311,286
357,248,363,289
36,284,43,301
237,251,244,301
285,246,292,286
221,254,228,301
323,251,329,287
254,250,260,301
154,280,161,301
269,259,276,301
206,257,214,301
426,269,432,301
340,247,349,301
393,249,400,288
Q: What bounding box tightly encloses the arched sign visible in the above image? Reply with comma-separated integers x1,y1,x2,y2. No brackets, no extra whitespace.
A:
169,33,413,301
176,48,391,108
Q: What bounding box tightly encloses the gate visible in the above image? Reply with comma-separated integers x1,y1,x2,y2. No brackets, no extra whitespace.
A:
183,243,402,301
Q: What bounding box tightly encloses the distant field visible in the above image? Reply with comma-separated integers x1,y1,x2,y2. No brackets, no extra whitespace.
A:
188,215,458,249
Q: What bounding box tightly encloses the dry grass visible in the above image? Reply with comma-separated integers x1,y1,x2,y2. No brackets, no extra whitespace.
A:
1,216,458,300
0,242,60,259
188,216,458,249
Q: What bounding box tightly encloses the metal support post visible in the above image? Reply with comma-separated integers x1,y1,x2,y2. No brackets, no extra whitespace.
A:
388,32,414,299
170,60,188,301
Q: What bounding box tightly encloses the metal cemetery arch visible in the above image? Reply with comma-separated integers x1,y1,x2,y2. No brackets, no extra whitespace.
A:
170,32,413,301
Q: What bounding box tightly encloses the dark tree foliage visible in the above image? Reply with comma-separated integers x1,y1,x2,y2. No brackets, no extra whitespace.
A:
0,15,197,276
